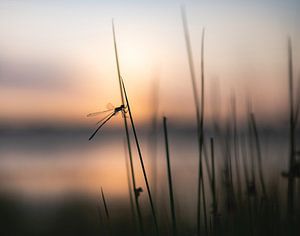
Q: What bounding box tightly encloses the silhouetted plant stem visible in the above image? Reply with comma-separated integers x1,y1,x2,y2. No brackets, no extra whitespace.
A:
200,23,209,236
224,121,236,212
203,142,212,189
210,138,218,231
240,135,254,236
101,187,112,236
124,139,137,233
112,21,144,235
96,197,105,235
287,37,295,221
121,77,159,235
163,117,177,236
201,175,208,235
240,135,251,196
231,94,242,201
247,100,257,197
181,6,207,235
149,78,160,203
250,113,267,199
294,76,300,126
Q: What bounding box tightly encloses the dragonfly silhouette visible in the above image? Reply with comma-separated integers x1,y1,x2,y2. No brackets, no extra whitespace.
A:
87,103,125,140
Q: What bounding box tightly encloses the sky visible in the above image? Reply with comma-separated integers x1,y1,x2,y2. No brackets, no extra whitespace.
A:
0,0,299,127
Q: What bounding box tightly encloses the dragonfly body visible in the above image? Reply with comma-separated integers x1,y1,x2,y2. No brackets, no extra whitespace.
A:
87,104,126,140
114,104,125,113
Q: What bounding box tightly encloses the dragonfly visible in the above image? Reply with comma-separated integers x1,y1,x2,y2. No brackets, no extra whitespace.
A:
87,103,126,140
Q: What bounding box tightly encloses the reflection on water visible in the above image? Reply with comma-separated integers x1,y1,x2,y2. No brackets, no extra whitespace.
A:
0,127,290,199
0,129,130,197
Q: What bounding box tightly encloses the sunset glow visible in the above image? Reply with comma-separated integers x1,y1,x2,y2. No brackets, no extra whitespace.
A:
0,0,299,127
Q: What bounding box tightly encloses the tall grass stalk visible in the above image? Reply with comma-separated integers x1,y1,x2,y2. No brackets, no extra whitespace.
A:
124,139,137,233
163,117,177,236
287,37,295,220
294,76,300,126
247,101,257,197
96,195,105,235
121,77,159,235
203,143,212,187
101,187,112,236
224,121,236,212
241,135,255,235
210,138,218,230
231,94,242,201
240,135,250,195
181,6,208,235
112,21,144,235
249,113,267,199
149,78,160,202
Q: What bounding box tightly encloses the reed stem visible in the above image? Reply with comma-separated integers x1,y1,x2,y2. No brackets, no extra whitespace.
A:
181,6,207,235
124,139,137,233
163,117,177,236
112,20,144,235
210,138,218,229
231,94,242,200
250,113,267,199
101,187,112,236
287,37,295,220
121,77,159,235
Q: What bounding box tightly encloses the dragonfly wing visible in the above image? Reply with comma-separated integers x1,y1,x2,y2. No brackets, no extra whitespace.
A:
87,108,114,117
96,112,113,125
